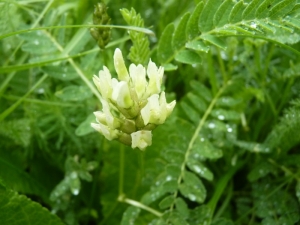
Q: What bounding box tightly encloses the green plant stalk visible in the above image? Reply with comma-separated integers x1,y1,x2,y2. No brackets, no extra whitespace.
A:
3,0,55,66
3,95,81,107
42,30,102,102
0,54,28,97
118,197,163,217
169,83,227,212
0,36,130,74
0,74,48,122
118,145,125,196
234,177,293,223
207,161,245,223
0,25,154,41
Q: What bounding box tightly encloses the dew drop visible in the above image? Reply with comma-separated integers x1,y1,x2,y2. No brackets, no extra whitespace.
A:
218,115,225,120
188,194,196,201
250,21,257,29
72,189,79,195
166,176,172,181
62,73,66,78
34,40,39,45
70,171,77,179
208,123,216,129
227,127,233,133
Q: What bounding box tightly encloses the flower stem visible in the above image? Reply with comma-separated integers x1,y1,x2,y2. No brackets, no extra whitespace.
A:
118,196,163,217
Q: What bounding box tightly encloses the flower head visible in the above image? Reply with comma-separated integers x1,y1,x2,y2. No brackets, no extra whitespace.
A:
91,48,176,150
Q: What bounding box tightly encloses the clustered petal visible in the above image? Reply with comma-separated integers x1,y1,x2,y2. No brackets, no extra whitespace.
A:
91,48,176,150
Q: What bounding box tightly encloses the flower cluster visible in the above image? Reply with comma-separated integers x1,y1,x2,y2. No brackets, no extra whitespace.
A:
91,48,176,150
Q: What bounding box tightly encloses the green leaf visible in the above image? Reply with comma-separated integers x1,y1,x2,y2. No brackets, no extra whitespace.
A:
0,150,49,200
19,31,57,55
296,181,300,204
229,1,246,23
247,161,276,182
186,92,208,113
0,119,31,147
202,34,227,50
212,218,235,225
159,195,175,209
210,109,240,121
162,150,185,164
180,171,206,203
180,101,201,123
187,1,204,39
165,164,181,179
42,65,78,81
269,0,296,19
187,159,213,181
121,206,141,225
185,40,210,53
175,197,190,219
242,0,261,20
120,8,150,65
163,63,178,71
75,114,95,136
158,23,175,63
213,0,234,27
0,184,64,225
199,0,221,32
255,0,272,18
191,138,223,160
190,80,213,102
55,85,92,101
175,49,201,65
172,13,190,50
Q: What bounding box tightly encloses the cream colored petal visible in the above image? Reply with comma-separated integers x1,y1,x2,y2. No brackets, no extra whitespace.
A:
131,130,152,150
112,81,133,108
129,64,147,99
91,123,119,140
141,94,160,125
114,48,129,82
146,59,164,95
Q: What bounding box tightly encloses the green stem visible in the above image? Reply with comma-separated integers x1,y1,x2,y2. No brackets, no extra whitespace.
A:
119,145,125,196
207,161,245,223
170,84,227,211
0,24,154,40
0,36,130,74
0,74,48,122
118,197,163,217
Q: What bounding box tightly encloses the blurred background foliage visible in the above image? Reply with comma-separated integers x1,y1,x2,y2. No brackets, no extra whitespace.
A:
0,0,300,224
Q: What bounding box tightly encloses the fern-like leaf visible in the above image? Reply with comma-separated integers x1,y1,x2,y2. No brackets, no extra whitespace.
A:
120,8,150,65
264,103,300,152
157,0,300,70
